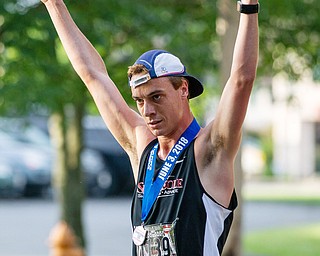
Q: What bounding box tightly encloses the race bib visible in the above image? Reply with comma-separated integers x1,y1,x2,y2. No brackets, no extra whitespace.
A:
136,220,177,256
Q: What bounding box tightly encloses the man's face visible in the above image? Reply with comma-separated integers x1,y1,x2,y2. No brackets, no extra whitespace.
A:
131,76,187,137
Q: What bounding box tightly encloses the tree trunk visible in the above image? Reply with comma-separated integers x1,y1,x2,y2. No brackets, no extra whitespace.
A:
216,1,243,255
49,103,86,250
223,154,243,256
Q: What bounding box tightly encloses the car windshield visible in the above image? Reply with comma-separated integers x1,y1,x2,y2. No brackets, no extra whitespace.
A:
0,119,50,147
0,131,18,146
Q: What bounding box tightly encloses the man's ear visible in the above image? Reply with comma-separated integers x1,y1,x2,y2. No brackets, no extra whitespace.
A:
180,79,189,99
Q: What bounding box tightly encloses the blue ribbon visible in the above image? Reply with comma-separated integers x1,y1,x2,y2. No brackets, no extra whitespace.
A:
141,118,201,221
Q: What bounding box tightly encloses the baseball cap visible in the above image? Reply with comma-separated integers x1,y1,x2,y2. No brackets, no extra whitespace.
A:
129,49,204,99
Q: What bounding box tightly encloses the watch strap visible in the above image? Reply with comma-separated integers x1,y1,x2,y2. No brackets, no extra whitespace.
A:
237,1,260,14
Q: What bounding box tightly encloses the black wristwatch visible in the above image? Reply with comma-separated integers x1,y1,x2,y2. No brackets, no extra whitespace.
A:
237,1,260,14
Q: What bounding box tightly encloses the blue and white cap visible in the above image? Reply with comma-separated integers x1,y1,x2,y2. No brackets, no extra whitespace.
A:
129,49,204,99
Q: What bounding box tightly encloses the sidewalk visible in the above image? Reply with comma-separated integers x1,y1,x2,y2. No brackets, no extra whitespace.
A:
241,177,320,235
242,176,320,200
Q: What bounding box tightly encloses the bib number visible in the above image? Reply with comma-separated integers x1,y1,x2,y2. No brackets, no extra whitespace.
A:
136,221,177,256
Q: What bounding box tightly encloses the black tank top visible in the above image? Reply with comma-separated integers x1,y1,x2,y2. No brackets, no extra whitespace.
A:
131,139,237,256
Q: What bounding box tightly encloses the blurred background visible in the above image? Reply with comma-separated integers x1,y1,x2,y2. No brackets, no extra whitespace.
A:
0,0,319,255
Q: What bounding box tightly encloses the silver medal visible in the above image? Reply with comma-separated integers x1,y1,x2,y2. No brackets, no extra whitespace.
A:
132,226,147,246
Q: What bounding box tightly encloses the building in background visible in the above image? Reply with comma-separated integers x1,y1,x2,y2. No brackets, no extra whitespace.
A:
244,73,320,179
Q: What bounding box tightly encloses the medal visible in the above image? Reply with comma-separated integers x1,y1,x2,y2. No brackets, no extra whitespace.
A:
132,226,147,246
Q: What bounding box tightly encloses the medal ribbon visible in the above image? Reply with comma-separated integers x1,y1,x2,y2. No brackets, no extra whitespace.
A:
141,118,200,221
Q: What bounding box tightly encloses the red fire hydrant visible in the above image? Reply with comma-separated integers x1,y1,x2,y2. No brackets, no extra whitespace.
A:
48,221,85,256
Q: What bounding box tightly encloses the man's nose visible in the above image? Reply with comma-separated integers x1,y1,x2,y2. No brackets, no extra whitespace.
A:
143,102,156,117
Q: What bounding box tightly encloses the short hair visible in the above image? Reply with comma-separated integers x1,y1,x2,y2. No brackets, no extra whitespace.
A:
127,64,188,92
127,64,148,80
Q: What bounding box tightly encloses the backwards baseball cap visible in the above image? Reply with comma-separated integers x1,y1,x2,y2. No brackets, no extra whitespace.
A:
129,49,204,99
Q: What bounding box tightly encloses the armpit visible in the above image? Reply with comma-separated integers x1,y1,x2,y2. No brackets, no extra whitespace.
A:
203,134,225,166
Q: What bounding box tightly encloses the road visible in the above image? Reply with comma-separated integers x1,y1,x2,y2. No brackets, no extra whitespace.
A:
0,198,132,256
1,197,320,256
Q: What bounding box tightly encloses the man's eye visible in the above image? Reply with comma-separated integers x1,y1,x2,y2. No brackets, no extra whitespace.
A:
136,99,144,105
153,95,161,101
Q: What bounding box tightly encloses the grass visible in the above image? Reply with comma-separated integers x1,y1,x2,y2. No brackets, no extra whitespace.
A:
242,180,320,254
244,223,320,256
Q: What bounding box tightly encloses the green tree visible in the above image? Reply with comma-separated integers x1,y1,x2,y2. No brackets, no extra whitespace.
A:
259,0,320,81
0,0,88,248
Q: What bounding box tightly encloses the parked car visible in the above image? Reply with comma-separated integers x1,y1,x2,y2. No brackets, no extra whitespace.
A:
0,156,26,197
81,116,134,196
0,116,134,197
0,130,52,197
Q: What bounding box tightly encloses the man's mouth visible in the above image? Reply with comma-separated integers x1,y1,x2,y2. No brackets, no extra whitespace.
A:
148,120,162,128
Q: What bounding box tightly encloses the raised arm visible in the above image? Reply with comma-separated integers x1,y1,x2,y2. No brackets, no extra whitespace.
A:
211,0,259,158
196,0,259,206
41,0,107,81
40,0,152,169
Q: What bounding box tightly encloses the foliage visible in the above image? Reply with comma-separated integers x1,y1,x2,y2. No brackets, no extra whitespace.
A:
1,0,319,118
0,0,86,115
259,0,320,81
68,0,219,122
0,0,219,121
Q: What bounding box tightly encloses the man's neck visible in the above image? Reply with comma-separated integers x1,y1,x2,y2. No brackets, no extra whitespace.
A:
156,115,195,160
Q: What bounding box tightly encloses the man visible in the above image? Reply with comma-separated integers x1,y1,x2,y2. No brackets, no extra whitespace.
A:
40,0,259,255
